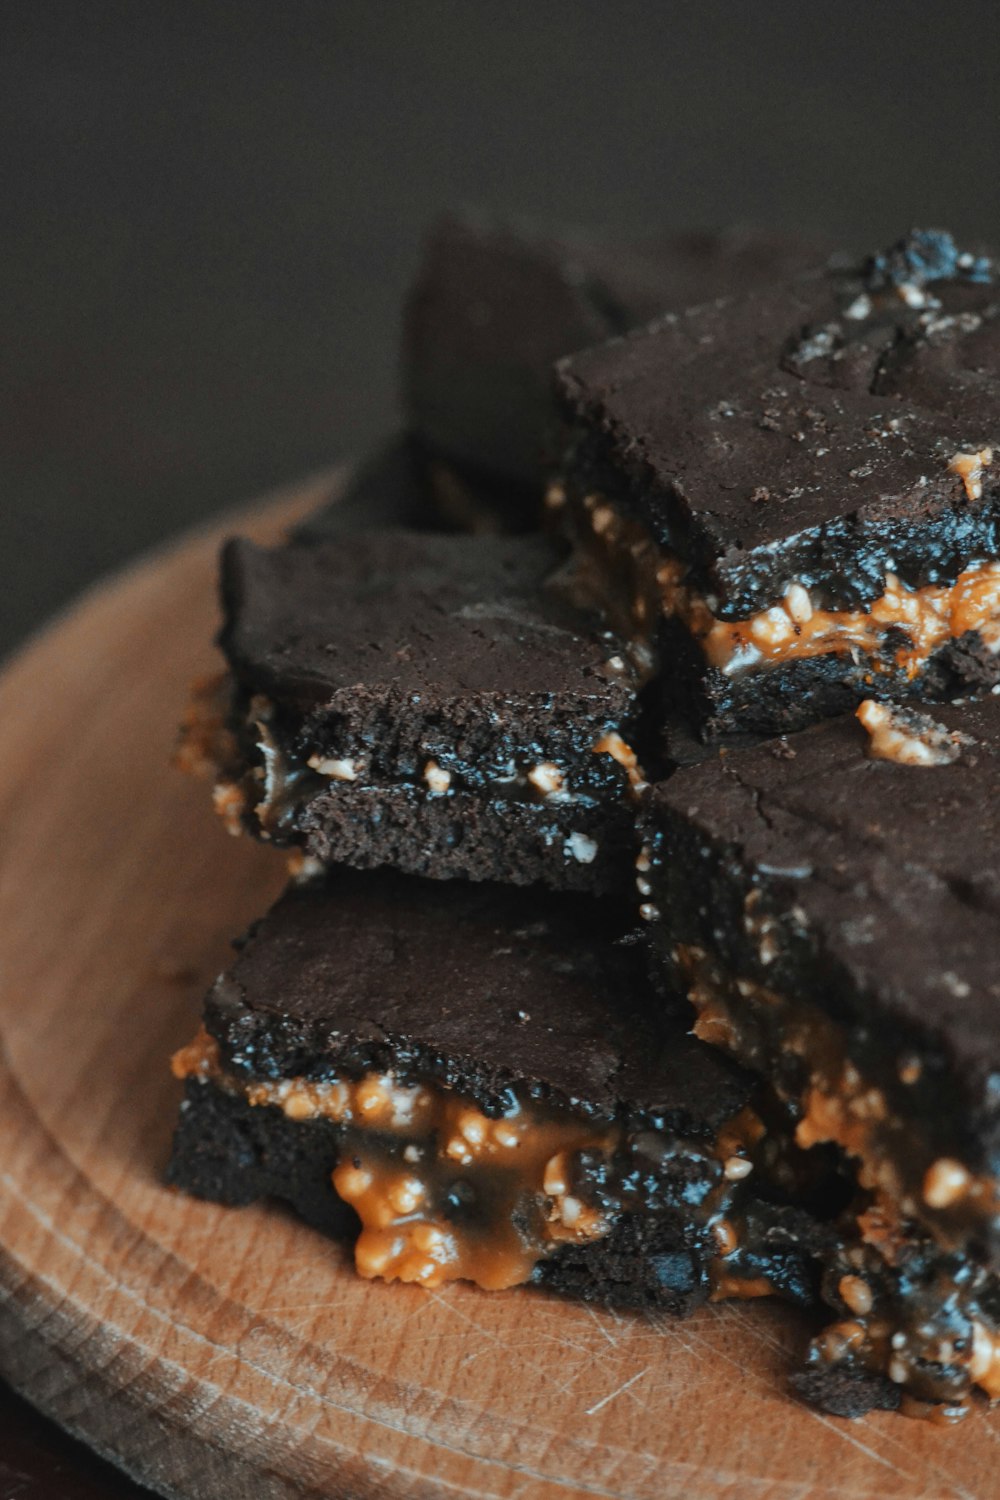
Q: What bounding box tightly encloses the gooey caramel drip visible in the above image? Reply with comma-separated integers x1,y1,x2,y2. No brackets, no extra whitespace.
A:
173,1026,777,1301
173,1028,619,1291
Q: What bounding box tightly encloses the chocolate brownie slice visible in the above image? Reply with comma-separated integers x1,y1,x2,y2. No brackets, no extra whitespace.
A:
640,694,1000,1411
292,435,525,543
169,871,824,1312
554,228,1000,740
405,213,831,508
291,438,441,543
191,530,647,893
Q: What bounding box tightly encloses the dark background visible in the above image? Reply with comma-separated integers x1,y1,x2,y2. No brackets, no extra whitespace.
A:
3,2,1000,1491
5,1,1000,661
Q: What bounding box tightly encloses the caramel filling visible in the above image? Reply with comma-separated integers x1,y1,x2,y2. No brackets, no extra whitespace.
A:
688,561,1000,677
174,673,241,782
559,486,1000,679
949,447,993,502
673,944,1000,1240
333,1109,614,1291
175,1030,621,1291
173,1028,771,1297
175,675,250,835
856,699,969,767
811,1228,1000,1411
671,945,1000,1405
592,730,649,793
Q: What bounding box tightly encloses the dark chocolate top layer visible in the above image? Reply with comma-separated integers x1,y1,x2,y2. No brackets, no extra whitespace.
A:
205,871,749,1132
650,695,1000,1137
405,212,830,489
219,530,637,714
557,230,1000,614
876,301,1000,427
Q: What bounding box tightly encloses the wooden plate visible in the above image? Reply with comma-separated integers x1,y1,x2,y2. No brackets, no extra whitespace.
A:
0,475,993,1500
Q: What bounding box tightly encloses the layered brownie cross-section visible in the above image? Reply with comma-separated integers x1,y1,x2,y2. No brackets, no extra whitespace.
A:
554,229,1000,741
183,530,648,893
169,871,823,1312
641,694,1000,1414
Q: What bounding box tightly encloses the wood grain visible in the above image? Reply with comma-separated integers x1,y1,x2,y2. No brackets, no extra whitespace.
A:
0,474,995,1500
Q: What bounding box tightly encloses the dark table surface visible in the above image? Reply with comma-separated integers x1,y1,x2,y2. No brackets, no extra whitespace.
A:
4,2,1000,1493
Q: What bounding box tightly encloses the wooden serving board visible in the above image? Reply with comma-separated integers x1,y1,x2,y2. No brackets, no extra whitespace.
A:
0,475,993,1500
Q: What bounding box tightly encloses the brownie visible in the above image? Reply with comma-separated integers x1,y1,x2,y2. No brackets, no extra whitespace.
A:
554,228,1000,739
197,529,647,893
405,213,831,509
292,435,526,543
640,694,1000,1409
169,871,823,1313
291,438,441,542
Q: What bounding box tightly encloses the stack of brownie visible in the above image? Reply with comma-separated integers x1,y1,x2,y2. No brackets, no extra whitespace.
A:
170,216,1000,1422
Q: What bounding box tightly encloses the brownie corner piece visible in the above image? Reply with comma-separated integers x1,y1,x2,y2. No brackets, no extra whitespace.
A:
206,528,647,892
554,228,1000,740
